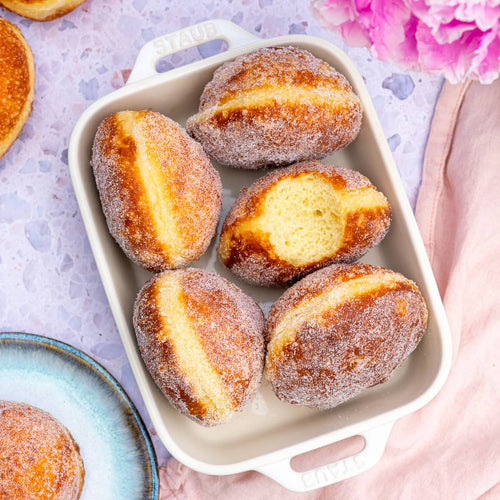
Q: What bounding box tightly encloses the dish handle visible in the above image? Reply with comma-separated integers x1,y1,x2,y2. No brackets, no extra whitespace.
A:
127,19,259,84
255,421,394,492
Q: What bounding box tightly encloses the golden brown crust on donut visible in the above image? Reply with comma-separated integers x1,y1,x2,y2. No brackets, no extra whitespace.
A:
92,110,222,272
0,400,85,500
0,18,35,161
186,46,362,169
0,0,87,21
133,268,265,426
265,264,428,409
217,161,391,286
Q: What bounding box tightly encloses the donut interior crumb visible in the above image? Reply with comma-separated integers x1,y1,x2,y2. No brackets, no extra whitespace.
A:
250,172,388,266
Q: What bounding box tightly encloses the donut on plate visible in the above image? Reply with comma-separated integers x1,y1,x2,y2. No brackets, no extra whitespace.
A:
0,400,85,500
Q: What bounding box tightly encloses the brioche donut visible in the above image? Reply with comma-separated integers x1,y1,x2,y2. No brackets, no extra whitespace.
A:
0,0,87,21
186,46,362,169
0,400,85,500
265,263,428,409
0,17,35,161
217,161,391,286
133,268,265,426
92,110,222,272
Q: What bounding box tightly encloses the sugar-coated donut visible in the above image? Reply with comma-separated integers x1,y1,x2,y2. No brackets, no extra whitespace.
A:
92,110,222,272
0,18,35,161
133,268,265,426
217,161,391,286
265,263,428,409
0,0,87,21
0,400,85,500
186,46,362,169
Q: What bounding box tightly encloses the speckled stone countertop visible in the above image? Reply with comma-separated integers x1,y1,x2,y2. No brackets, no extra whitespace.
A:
0,0,443,466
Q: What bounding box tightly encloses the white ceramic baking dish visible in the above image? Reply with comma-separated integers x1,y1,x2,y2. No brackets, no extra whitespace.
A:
68,19,452,492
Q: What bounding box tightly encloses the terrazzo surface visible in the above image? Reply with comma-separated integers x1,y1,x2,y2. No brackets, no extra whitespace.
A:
0,0,443,465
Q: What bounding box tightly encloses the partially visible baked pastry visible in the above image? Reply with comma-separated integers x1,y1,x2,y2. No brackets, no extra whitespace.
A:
0,17,35,161
186,46,362,169
217,161,391,286
92,110,222,272
133,268,265,426
265,263,428,409
0,400,85,500
0,0,87,21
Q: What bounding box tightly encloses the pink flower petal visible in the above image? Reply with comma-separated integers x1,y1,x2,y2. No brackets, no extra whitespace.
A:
310,0,372,46
340,20,372,47
310,0,357,28
310,0,500,82
471,29,500,83
416,23,481,82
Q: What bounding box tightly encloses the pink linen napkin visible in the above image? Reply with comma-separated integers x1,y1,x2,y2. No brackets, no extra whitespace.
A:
158,80,500,499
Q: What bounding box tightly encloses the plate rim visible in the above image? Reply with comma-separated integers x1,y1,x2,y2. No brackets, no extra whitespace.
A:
0,331,160,500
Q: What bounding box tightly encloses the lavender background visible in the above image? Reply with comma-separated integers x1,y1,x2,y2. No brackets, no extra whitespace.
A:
0,0,443,466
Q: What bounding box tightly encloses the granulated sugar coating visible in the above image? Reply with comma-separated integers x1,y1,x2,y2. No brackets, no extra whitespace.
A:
92,110,222,272
217,161,391,286
0,0,87,21
133,268,265,426
186,46,362,169
0,18,35,161
265,263,428,409
0,400,85,500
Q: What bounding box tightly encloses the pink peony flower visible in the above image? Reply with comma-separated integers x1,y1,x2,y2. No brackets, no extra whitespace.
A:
311,0,500,83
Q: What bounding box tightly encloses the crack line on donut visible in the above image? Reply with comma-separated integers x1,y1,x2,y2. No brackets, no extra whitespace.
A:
156,277,234,420
267,272,410,365
117,111,184,261
190,84,358,123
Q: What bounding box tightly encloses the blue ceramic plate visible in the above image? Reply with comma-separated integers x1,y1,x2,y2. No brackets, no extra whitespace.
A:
0,332,159,500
